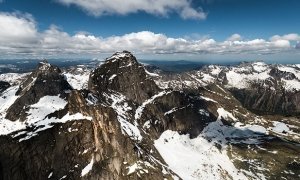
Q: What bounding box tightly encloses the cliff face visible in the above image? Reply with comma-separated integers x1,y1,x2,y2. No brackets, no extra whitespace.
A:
230,87,300,115
0,90,169,180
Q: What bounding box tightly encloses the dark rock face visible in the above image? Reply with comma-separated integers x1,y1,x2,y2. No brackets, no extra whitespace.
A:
230,87,300,115
137,91,215,139
16,61,72,97
269,68,297,80
88,51,160,104
5,61,72,121
0,81,10,93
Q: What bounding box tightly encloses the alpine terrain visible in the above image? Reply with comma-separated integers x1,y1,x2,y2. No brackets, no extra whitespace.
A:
0,51,299,180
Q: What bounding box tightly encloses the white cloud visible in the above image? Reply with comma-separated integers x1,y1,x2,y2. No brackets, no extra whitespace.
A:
56,0,207,20
270,33,300,41
0,12,37,43
227,34,242,41
272,39,290,48
180,6,206,20
0,12,298,58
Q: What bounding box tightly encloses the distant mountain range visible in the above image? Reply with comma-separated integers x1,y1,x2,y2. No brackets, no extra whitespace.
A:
0,58,296,74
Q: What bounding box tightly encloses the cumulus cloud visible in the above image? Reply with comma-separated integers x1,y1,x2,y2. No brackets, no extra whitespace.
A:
55,0,207,20
227,34,242,41
0,12,298,58
0,12,37,43
270,33,300,41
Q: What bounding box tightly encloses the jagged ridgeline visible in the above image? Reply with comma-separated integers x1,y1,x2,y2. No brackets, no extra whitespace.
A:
0,51,299,180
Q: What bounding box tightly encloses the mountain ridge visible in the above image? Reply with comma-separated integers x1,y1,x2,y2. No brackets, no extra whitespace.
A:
0,51,299,180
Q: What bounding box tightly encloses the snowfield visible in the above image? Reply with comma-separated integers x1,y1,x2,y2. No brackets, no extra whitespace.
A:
154,105,269,180
154,130,247,180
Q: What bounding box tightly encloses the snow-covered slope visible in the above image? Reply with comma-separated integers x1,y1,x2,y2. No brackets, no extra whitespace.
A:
152,61,300,92
63,65,90,90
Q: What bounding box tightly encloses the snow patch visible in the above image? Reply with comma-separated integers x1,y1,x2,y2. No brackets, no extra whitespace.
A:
126,161,155,176
199,96,217,103
48,172,53,178
127,163,138,175
272,121,290,133
26,95,68,124
63,72,89,90
217,108,237,121
145,69,159,77
104,92,142,141
198,109,209,116
281,78,300,91
252,62,268,72
106,51,131,62
109,74,117,81
143,120,151,129
0,73,29,85
81,157,94,177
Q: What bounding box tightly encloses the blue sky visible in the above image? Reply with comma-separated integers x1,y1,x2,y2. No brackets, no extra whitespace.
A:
0,0,299,62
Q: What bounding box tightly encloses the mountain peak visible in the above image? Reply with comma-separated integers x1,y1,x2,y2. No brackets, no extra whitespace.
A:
105,50,138,66
89,52,160,104
35,60,61,73
16,61,62,96
6,61,71,121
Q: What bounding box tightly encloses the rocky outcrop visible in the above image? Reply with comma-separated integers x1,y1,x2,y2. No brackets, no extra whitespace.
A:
136,91,215,139
0,81,10,93
88,51,160,104
269,68,297,80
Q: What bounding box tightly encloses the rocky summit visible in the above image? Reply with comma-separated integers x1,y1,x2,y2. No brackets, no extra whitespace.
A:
0,51,299,180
